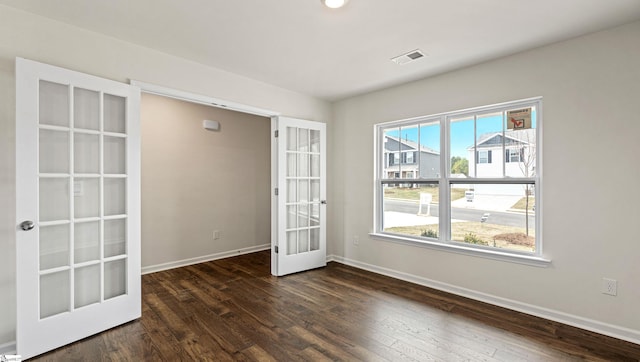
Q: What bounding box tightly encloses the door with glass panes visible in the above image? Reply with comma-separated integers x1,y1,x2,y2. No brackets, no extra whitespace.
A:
15,58,141,359
273,117,326,276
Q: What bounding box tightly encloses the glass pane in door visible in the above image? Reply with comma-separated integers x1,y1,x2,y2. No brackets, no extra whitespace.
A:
298,129,309,152
310,228,320,251
310,155,320,177
287,127,297,151
287,180,296,203
286,153,297,177
39,80,69,127
310,180,320,202
298,180,308,203
298,229,309,253
286,231,297,255
40,178,70,222
298,204,308,228
40,271,70,318
74,265,100,308
104,178,126,216
39,224,69,270
104,136,126,174
105,219,127,257
74,178,100,219
104,94,126,133
287,206,297,229
74,221,100,263
74,88,100,130
104,259,127,299
39,129,69,174
74,133,100,174
310,130,320,153
310,204,320,227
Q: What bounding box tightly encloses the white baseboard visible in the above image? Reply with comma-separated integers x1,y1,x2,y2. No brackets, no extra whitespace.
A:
327,254,640,345
0,341,16,355
142,244,271,275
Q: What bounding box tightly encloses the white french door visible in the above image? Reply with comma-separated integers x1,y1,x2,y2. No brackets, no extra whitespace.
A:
272,117,326,276
15,58,141,359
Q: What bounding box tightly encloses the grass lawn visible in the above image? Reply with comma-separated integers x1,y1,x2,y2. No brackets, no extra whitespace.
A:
511,195,536,211
384,186,466,203
385,222,535,252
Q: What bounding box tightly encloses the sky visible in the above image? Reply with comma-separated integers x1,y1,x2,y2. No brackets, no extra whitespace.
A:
387,110,537,158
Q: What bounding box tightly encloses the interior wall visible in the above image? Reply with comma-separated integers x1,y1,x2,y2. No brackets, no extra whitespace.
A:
0,5,330,346
141,94,270,269
331,20,640,340
0,62,16,349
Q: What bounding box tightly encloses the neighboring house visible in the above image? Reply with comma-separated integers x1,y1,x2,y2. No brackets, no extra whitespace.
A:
467,129,536,195
383,135,440,180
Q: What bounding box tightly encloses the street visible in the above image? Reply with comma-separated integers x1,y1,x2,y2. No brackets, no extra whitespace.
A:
384,199,534,227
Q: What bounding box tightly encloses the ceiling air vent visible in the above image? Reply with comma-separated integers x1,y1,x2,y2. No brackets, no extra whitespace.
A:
391,49,426,65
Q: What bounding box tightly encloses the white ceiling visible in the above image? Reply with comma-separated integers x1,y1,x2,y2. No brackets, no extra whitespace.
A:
3,0,640,101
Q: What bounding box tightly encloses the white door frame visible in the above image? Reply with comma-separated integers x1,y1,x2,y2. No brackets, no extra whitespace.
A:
129,81,290,276
130,81,279,118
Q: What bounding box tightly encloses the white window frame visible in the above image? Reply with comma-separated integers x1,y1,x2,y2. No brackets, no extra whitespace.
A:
372,97,548,267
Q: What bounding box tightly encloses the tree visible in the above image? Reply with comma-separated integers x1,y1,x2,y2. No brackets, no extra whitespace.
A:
451,156,469,176
515,132,536,236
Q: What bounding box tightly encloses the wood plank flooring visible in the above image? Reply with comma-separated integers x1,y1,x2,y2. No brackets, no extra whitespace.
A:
31,251,640,361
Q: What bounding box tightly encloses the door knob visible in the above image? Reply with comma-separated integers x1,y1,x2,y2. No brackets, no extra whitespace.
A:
20,220,35,231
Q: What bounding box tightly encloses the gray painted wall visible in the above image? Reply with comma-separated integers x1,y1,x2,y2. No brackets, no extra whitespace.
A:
331,20,640,339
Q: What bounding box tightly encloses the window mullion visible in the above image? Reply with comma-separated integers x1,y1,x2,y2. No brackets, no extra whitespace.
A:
417,125,421,179
398,126,402,179
502,111,506,177
441,115,450,241
473,115,477,178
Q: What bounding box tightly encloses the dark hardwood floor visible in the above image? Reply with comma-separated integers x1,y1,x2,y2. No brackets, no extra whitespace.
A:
31,251,640,361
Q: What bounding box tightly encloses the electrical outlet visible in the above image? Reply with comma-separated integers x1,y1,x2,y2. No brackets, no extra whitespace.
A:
353,235,359,246
602,278,617,296
213,230,220,240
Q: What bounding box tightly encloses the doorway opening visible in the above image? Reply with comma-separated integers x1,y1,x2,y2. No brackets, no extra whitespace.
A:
139,92,272,274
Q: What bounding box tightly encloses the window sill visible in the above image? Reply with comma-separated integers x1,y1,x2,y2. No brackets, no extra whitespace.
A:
369,233,551,268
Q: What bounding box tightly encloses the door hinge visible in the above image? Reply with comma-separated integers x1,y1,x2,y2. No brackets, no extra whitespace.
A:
274,245,279,254
274,130,279,138
275,188,279,196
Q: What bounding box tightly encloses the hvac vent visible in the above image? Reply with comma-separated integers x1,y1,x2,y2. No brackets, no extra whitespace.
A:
391,49,426,65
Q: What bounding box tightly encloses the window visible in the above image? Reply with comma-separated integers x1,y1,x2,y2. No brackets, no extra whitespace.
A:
477,150,491,163
506,148,524,163
375,98,541,260
406,151,414,164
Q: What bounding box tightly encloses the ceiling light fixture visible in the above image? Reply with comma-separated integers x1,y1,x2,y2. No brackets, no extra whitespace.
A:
322,0,349,9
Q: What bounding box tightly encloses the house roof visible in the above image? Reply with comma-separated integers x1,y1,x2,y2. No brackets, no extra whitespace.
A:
384,135,439,155
468,129,536,150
